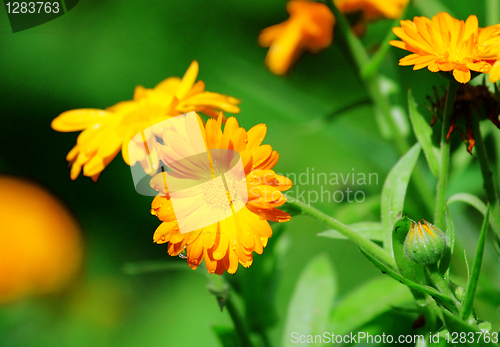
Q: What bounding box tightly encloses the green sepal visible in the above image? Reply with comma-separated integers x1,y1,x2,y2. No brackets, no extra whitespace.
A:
392,216,426,284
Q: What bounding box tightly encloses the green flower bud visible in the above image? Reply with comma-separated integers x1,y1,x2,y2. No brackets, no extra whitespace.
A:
404,219,447,265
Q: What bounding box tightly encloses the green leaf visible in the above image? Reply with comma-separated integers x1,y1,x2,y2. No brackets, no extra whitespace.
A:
381,143,422,252
408,89,440,177
281,254,337,347
439,203,455,274
328,277,412,335
461,204,491,320
211,326,240,347
392,216,426,284
442,309,499,347
318,221,383,241
447,193,487,215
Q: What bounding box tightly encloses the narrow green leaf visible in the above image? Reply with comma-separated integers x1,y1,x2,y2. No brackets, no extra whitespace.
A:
392,216,426,284
381,143,422,252
439,203,455,274
461,204,491,320
442,309,499,347
211,326,240,347
281,254,336,347
447,193,487,215
318,222,383,241
408,89,440,177
358,246,456,308
328,277,412,335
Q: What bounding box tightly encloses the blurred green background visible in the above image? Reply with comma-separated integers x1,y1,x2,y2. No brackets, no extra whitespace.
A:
1,0,500,346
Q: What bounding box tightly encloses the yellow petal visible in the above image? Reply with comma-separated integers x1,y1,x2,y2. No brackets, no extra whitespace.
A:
175,61,199,100
51,109,113,132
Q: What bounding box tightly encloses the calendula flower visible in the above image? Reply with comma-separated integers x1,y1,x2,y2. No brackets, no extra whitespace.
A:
428,83,500,153
390,12,500,84
335,0,409,35
258,0,335,75
0,177,82,304
149,114,293,274
51,61,240,181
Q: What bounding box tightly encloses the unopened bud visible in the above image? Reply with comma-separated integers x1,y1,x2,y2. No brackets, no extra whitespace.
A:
404,219,447,265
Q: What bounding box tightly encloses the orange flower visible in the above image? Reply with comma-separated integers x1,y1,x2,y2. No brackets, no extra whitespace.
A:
149,114,293,274
51,61,240,181
335,0,408,21
258,0,335,75
335,0,408,35
390,13,500,84
0,177,83,304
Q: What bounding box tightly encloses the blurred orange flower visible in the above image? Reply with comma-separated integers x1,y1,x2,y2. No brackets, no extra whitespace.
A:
51,61,241,181
258,0,335,75
390,13,500,84
149,114,293,275
259,0,409,74
335,0,409,36
0,177,83,304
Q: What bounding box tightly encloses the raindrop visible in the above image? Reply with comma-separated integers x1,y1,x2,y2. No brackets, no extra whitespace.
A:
178,248,187,259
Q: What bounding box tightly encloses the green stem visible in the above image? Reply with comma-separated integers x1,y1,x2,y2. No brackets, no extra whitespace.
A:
486,0,500,26
321,0,370,69
471,112,500,238
286,196,396,269
361,0,413,79
323,0,434,217
434,80,459,230
461,204,490,320
225,296,254,347
426,263,460,313
207,275,254,347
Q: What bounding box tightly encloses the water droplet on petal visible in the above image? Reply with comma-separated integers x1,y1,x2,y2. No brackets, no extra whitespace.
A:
178,247,187,259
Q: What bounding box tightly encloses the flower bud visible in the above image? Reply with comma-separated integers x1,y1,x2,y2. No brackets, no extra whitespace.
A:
404,219,447,265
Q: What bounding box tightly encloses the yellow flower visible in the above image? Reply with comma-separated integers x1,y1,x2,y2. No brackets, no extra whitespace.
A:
258,0,335,75
149,114,293,274
51,61,241,180
390,12,500,84
0,177,83,304
335,0,408,35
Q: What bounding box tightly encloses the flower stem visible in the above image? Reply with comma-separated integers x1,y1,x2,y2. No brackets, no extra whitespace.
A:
207,274,255,347
286,196,396,269
461,204,490,320
225,296,254,347
322,0,434,217
434,80,459,230
471,112,500,239
426,263,461,313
